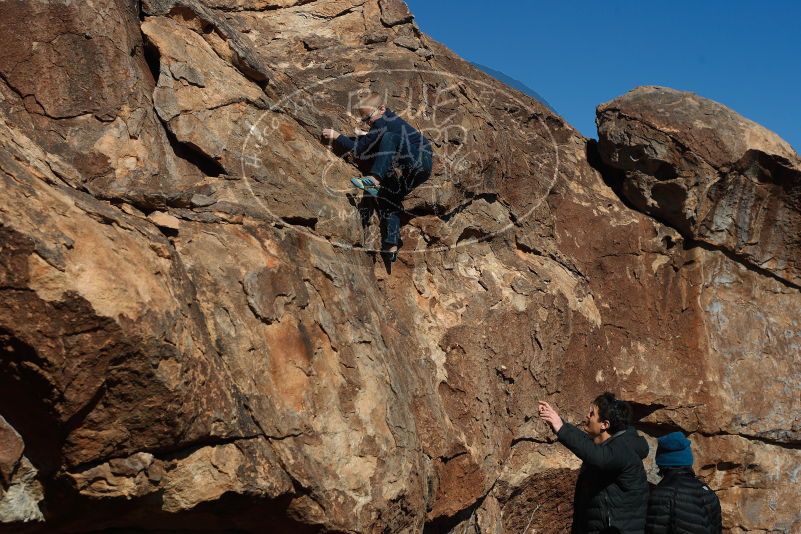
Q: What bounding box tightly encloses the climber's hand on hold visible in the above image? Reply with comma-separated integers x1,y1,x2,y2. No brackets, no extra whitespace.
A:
354,128,369,137
538,401,564,433
322,128,340,141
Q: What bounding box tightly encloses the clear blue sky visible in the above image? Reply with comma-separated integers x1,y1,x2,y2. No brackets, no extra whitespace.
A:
406,1,801,152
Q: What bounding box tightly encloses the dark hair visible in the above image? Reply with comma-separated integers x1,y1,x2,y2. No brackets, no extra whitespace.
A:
658,466,693,477
593,392,632,434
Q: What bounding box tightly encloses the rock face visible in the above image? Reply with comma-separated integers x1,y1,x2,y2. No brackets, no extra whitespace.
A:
0,1,799,533
597,86,801,287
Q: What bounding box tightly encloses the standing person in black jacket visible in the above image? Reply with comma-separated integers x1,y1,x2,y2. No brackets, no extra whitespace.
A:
539,393,649,534
646,432,722,534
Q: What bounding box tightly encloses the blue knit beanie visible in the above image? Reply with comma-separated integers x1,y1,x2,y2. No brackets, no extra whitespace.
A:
655,432,693,467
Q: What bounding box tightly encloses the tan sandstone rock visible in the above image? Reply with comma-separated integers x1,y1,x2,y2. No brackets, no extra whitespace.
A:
597,85,801,287
1,1,799,533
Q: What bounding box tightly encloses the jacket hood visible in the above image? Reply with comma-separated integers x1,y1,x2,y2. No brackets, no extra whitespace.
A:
617,426,649,459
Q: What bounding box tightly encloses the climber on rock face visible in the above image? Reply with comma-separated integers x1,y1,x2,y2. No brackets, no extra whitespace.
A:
539,393,650,534
322,92,433,262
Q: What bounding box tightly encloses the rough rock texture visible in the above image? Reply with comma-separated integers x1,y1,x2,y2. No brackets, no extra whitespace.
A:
0,417,44,524
1,1,799,533
0,416,24,486
597,86,801,287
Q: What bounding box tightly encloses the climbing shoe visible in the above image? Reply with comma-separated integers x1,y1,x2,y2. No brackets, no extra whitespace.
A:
350,177,380,197
350,176,377,189
382,247,399,263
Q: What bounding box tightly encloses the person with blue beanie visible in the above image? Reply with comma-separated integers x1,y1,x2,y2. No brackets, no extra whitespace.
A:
646,432,722,533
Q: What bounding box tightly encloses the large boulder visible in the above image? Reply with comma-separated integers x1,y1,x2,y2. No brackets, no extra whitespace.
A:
1,2,799,533
597,85,801,287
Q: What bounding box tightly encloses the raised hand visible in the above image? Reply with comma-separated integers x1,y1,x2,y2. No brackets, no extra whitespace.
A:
322,128,340,141
538,401,564,433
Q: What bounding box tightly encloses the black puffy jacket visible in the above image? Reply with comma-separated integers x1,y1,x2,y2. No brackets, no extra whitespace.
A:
558,424,650,534
645,468,722,534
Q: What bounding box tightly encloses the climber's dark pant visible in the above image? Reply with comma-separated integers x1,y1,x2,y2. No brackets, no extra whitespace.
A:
368,132,433,247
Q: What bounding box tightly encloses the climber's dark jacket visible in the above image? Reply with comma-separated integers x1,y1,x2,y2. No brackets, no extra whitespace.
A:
557,423,650,534
333,108,432,173
645,467,722,534
334,108,433,246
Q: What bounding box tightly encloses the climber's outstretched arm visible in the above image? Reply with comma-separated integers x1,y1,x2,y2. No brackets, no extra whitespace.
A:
322,127,382,159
